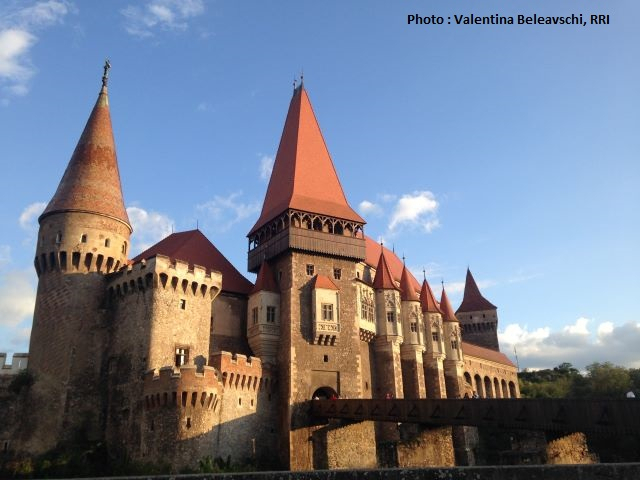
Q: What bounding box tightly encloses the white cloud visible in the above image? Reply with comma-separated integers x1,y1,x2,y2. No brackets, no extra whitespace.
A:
196,192,260,233
126,206,174,254
259,155,274,181
19,201,46,230
0,1,71,98
388,190,440,233
121,0,205,38
499,319,640,370
0,245,10,269
0,270,36,328
358,200,383,216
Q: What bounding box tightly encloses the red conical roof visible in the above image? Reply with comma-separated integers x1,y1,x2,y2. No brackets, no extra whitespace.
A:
456,268,497,313
251,261,279,294
373,248,399,290
400,264,419,301
248,85,364,235
440,287,458,323
40,84,131,230
420,279,442,314
310,274,339,290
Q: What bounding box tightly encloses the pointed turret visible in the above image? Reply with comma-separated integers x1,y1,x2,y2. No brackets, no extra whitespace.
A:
439,287,458,323
373,248,399,290
249,86,363,235
39,72,131,231
456,268,496,313
247,84,366,272
251,260,279,294
400,264,419,301
420,278,442,314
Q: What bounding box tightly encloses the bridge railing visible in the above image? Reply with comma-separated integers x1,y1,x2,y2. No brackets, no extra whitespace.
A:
310,398,640,434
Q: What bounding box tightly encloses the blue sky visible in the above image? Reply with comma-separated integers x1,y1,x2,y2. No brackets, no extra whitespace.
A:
0,0,638,370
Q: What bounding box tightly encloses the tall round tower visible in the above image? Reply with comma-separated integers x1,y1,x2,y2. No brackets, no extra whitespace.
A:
26,63,132,452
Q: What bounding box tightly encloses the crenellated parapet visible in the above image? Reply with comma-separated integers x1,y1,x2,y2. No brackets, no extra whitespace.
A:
107,254,222,301
143,365,221,411
210,351,275,393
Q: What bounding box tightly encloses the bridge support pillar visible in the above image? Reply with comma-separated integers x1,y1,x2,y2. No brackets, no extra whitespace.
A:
424,353,446,398
401,345,426,399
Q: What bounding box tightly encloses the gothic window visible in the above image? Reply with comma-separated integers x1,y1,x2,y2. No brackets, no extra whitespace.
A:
252,307,259,324
386,311,395,323
266,306,276,323
451,340,458,351
322,304,334,321
333,268,341,280
410,322,417,332
175,347,189,367
306,264,315,276
432,331,439,342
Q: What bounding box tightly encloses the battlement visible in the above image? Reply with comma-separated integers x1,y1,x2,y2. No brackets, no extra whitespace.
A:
34,249,123,277
210,351,275,392
143,365,221,411
0,353,28,375
107,255,222,301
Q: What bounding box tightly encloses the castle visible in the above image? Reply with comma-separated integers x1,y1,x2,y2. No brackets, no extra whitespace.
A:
1,68,519,471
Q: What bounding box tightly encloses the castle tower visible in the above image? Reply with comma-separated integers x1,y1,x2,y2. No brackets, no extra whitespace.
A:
399,264,426,399
456,268,499,350
247,260,281,365
440,286,465,399
420,278,447,398
27,64,132,451
247,84,375,470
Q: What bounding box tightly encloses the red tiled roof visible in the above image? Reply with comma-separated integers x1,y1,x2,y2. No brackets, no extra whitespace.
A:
364,237,421,293
251,261,279,294
40,85,131,230
310,274,339,290
372,248,399,290
249,86,364,235
462,342,515,367
132,230,253,295
456,268,497,313
420,279,442,314
439,287,458,323
400,265,419,301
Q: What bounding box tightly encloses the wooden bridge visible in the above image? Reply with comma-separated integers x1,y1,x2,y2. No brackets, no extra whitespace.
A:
310,398,640,434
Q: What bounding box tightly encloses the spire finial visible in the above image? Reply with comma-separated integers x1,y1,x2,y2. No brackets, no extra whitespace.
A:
423,268,426,281
300,68,304,86
293,77,297,93
102,59,111,88
402,254,406,265
441,279,444,289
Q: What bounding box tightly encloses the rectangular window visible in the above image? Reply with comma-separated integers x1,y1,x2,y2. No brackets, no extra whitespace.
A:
175,347,189,367
266,306,276,323
333,268,341,280
451,340,458,351
179,299,186,310
306,264,315,276
322,303,334,321
432,331,439,342
386,311,395,323
410,322,417,332
252,307,259,324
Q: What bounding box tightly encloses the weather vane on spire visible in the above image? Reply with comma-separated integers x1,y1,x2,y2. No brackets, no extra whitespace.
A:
102,59,111,88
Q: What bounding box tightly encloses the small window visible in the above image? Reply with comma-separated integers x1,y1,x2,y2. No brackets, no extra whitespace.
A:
278,271,283,281
432,331,439,342
322,303,333,321
333,268,341,280
238,398,242,406
252,307,259,324
323,355,329,362
55,232,62,244
186,417,191,429
266,306,276,323
482,314,486,318
122,242,127,254
105,238,111,247
386,311,395,323
306,264,315,276
80,234,87,243
179,299,186,310
175,347,188,366
357,271,360,279
410,322,417,332
451,340,458,351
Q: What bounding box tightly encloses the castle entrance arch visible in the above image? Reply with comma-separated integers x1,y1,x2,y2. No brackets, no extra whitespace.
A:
312,386,338,400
